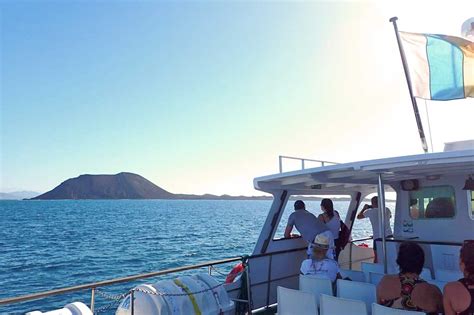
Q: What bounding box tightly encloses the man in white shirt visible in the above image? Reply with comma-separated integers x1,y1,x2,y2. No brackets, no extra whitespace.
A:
357,196,393,262
300,234,340,283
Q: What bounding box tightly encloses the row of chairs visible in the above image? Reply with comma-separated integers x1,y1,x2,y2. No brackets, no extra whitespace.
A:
339,262,462,291
278,284,424,315
300,276,376,310
276,264,462,314
358,262,462,283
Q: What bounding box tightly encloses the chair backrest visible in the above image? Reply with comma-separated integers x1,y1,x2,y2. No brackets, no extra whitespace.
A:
434,269,463,282
337,279,377,311
372,303,426,314
361,262,385,281
375,241,399,274
277,286,319,315
340,269,366,283
299,275,333,306
429,280,448,292
320,294,367,315
420,267,433,280
369,272,385,286
431,244,461,271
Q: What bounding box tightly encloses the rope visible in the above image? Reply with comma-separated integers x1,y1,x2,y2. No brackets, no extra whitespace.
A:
424,99,434,152
130,282,224,297
174,279,202,315
93,300,121,314
210,266,230,277
95,289,127,301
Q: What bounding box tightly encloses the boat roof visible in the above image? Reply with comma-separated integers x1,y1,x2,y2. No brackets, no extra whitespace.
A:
254,149,474,194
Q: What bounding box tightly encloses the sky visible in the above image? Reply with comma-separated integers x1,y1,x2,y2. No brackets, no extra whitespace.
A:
1,0,473,196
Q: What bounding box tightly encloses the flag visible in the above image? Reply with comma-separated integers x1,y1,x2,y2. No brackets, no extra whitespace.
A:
399,32,474,101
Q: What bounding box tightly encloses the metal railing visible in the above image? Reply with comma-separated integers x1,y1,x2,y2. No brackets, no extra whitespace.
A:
0,256,243,313
0,238,378,313
278,155,339,173
347,236,374,269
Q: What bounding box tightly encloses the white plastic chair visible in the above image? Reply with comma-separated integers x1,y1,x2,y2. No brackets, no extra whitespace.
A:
361,262,385,281
368,272,385,285
337,279,377,312
320,294,367,315
431,244,461,271
340,269,366,282
429,280,448,291
277,286,319,315
299,275,333,307
372,303,425,314
420,267,433,280
435,269,463,282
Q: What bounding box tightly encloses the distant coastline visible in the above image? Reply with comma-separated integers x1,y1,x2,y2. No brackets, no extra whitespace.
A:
0,191,40,200
27,172,276,201
3,172,393,202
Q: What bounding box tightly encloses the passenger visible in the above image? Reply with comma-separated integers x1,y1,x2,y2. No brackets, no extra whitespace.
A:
443,240,474,315
356,196,393,262
300,234,341,283
318,198,342,259
377,242,443,313
409,198,420,219
284,200,335,259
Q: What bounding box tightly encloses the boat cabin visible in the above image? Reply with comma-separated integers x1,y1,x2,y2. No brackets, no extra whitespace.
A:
231,144,474,312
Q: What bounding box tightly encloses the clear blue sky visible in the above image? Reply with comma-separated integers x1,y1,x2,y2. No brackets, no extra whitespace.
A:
1,1,473,195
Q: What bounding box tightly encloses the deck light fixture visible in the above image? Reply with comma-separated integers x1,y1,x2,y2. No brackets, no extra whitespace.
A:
401,179,419,191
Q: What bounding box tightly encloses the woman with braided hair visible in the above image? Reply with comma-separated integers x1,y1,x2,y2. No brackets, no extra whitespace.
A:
444,240,474,315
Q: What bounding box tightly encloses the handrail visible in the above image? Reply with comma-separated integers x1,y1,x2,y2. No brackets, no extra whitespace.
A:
348,236,374,269
0,256,242,306
350,236,373,243
0,245,312,307
278,155,339,173
374,238,463,247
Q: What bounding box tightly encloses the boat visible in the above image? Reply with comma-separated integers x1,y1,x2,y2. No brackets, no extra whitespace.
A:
2,15,473,315
1,139,473,314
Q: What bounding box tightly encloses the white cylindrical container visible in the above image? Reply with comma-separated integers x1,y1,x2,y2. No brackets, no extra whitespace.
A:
115,274,234,315
26,302,93,315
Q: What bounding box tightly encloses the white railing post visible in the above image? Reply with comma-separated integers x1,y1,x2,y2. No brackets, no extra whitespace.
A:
377,174,388,273
279,156,283,173
90,288,95,312
301,159,305,170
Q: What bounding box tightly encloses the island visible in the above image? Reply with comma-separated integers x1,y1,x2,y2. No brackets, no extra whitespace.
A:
30,172,271,200
29,172,367,201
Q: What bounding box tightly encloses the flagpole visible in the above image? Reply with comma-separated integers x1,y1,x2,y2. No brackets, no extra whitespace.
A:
389,17,428,153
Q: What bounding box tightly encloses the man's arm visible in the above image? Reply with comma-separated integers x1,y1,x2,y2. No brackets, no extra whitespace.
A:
357,204,371,219
284,225,293,238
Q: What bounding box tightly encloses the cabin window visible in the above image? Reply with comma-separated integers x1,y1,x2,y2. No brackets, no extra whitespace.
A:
409,186,456,219
273,195,351,240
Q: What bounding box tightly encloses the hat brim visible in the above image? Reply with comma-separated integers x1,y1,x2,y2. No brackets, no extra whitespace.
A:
311,243,329,249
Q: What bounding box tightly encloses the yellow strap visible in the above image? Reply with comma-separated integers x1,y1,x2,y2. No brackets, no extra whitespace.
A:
174,279,202,315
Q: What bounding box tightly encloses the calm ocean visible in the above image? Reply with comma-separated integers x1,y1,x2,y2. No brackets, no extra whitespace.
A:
0,199,388,314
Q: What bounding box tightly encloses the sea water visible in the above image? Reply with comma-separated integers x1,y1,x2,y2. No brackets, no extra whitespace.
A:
0,199,390,314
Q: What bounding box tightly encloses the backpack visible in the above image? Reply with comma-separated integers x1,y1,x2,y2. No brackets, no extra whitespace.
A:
337,221,350,250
